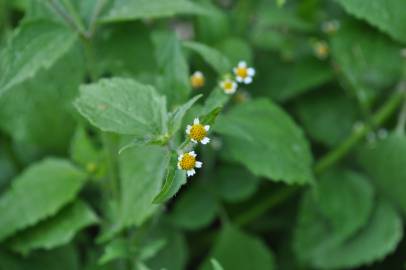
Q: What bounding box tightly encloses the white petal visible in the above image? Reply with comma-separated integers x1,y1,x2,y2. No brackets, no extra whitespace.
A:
244,76,253,84
194,118,200,124
238,61,247,68
195,161,203,168
187,169,196,177
194,71,203,77
236,76,243,83
201,137,210,145
189,151,196,157
247,68,255,76
178,154,184,161
204,125,210,131
186,125,191,134
177,162,181,169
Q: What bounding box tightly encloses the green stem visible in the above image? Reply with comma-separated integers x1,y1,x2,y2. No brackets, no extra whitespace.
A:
102,133,120,201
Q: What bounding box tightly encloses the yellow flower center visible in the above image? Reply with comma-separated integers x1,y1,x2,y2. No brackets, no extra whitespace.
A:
191,74,205,88
236,67,248,78
180,153,196,170
223,81,234,90
189,124,207,141
315,43,329,59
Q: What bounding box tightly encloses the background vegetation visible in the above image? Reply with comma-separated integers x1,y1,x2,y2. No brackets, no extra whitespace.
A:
0,0,406,269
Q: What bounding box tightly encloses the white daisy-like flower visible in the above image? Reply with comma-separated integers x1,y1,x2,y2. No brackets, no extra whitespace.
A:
220,78,238,94
190,71,205,89
186,118,210,145
177,151,203,177
233,61,255,84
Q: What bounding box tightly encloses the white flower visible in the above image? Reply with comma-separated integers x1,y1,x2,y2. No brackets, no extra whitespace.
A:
190,71,205,89
220,78,238,94
186,118,210,144
177,151,203,177
233,61,255,84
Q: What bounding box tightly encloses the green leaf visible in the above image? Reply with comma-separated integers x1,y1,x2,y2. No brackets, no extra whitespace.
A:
75,77,167,136
9,200,98,255
100,0,209,23
257,56,334,102
202,87,230,116
153,152,187,204
294,169,375,266
201,225,275,270
331,20,402,105
311,200,403,269
295,90,359,147
0,47,84,153
358,134,406,215
70,126,103,172
216,37,253,67
101,145,168,241
168,94,202,136
170,184,218,230
210,164,259,203
153,31,190,107
0,158,87,241
0,20,76,97
335,0,406,43
210,259,224,270
99,238,132,265
183,41,231,74
214,99,314,185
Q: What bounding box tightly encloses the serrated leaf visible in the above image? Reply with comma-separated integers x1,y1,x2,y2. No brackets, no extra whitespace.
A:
168,94,202,136
201,225,275,270
294,169,375,266
9,200,98,254
100,0,209,23
75,77,167,136
184,41,231,74
335,0,406,43
153,31,190,107
0,158,87,241
0,47,84,153
0,20,76,97
170,184,218,230
153,153,187,204
312,200,403,269
100,145,168,241
358,134,406,215
214,99,314,185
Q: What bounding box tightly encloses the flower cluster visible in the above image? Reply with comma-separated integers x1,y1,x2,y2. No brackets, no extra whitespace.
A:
180,61,255,177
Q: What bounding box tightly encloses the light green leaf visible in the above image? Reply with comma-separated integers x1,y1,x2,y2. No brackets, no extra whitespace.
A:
294,169,375,265
210,164,259,203
170,184,218,230
295,90,359,147
210,259,224,270
70,126,102,171
0,158,87,241
184,41,231,74
153,153,187,204
0,47,84,153
336,0,406,43
9,200,98,254
214,99,314,185
100,0,208,23
101,145,168,241
201,225,275,270
168,94,202,136
99,238,131,265
312,200,403,269
75,77,167,136
358,134,406,215
153,31,190,107
0,20,76,97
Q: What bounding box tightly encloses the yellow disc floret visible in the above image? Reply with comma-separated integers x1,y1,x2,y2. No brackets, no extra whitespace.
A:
190,71,205,89
179,153,196,170
189,124,207,142
235,66,248,78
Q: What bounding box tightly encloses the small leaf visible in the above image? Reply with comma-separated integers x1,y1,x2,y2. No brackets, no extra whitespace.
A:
0,158,87,241
0,20,76,96
183,41,231,74
168,94,202,136
214,99,314,185
75,77,167,136
9,200,98,255
100,0,209,23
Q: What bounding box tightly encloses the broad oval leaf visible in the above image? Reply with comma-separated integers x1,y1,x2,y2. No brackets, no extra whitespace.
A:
0,20,76,97
75,77,167,136
0,158,87,241
214,99,314,185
